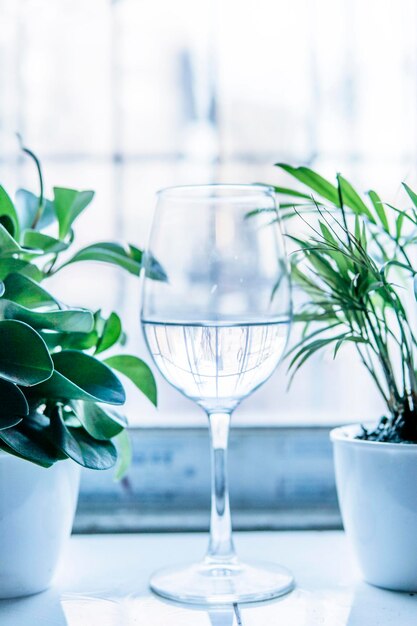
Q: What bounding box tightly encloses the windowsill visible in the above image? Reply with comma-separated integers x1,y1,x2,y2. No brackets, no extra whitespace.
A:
1,531,415,624
76,425,339,533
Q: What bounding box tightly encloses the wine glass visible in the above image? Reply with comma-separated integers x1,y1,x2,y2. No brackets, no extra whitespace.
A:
140,184,293,605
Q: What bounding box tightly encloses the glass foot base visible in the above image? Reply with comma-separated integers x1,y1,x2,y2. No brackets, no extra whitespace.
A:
150,559,294,605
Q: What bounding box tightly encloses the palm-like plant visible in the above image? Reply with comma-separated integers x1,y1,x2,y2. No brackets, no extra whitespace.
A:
264,164,417,443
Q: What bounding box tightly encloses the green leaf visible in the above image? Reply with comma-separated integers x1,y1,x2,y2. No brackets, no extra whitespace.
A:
93,309,105,335
287,333,348,386
316,222,351,274
252,182,314,199
3,273,59,309
337,175,375,223
333,337,345,359
270,185,313,200
385,203,417,228
21,264,44,282
35,351,126,405
0,259,30,281
22,230,70,254
402,182,417,211
368,190,389,232
0,223,24,257
276,164,377,223
114,429,132,480
40,329,99,351
61,242,141,275
0,378,28,429
59,241,167,281
104,354,157,406
0,259,44,282
0,320,53,385
276,164,340,204
95,312,122,354
49,404,117,469
396,212,405,240
15,190,55,232
289,334,348,368
245,207,276,219
128,244,143,263
0,412,63,467
0,186,19,238
333,335,366,359
318,221,338,247
142,251,167,281
53,188,94,239
0,299,93,333
76,401,127,440
286,321,342,358
291,263,322,294
354,215,361,243
360,280,384,296
292,310,337,322
307,250,342,287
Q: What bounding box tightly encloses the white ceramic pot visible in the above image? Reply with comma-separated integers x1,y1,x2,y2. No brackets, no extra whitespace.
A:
0,453,80,599
331,424,417,592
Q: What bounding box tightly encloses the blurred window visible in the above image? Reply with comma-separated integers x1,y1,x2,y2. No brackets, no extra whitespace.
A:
0,0,414,428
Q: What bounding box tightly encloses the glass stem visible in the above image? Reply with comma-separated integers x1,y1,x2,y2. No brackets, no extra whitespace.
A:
206,411,236,563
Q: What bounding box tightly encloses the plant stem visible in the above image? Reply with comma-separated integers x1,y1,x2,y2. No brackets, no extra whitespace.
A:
356,345,390,407
345,303,392,410
17,134,45,230
363,297,400,397
44,253,59,277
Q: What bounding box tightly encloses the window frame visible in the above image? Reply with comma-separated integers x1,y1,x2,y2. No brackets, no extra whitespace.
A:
75,424,341,533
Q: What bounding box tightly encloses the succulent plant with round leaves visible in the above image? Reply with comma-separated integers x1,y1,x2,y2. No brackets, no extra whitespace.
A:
0,144,164,476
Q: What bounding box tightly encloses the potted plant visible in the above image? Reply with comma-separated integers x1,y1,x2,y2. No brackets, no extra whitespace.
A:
0,143,162,598
266,164,417,592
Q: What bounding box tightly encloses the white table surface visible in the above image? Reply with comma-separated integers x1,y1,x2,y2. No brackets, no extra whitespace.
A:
0,531,416,625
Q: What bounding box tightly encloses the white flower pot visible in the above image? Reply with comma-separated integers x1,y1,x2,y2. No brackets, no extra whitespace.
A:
0,453,80,599
331,424,417,592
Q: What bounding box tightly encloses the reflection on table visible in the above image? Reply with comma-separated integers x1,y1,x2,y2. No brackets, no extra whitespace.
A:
0,532,415,626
